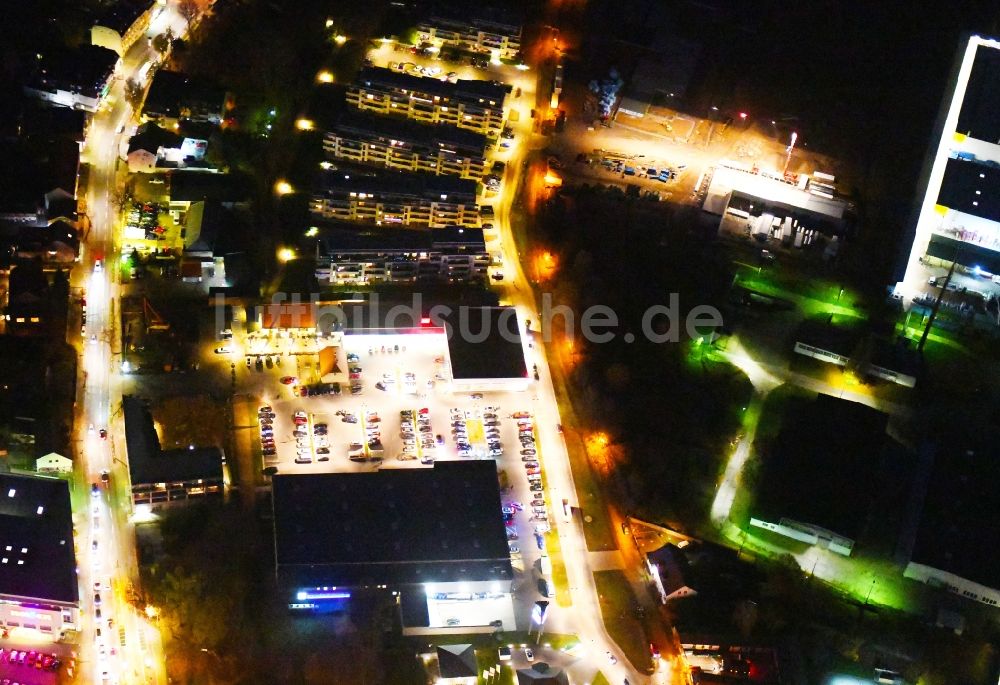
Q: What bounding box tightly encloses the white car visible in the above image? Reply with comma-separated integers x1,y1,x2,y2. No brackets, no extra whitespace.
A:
214,346,233,354
94,259,103,272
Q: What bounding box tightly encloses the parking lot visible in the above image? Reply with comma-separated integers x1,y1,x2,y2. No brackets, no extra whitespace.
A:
255,332,555,619
0,642,72,685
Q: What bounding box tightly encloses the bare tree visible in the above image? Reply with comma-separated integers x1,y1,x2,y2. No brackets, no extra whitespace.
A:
177,0,198,24
124,78,145,110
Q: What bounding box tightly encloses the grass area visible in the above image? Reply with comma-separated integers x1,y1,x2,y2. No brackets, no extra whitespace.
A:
511,196,617,553
544,344,618,552
756,384,815,439
544,525,572,607
737,271,865,319
591,673,612,685
593,571,652,673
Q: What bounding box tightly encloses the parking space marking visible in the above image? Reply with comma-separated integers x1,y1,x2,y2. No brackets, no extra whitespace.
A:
466,414,485,448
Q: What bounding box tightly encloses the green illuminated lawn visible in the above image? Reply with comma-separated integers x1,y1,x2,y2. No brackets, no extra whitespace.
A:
735,268,864,319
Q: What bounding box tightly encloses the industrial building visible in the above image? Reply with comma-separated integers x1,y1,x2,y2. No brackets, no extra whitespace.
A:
313,223,489,285
749,395,901,556
0,473,78,637
899,35,1000,304
705,164,850,254
416,6,522,60
905,445,1000,609
348,67,509,138
323,113,488,181
122,395,225,510
271,461,516,629
310,171,482,228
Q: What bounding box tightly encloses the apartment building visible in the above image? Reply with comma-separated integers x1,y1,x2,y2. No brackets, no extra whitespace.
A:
91,0,159,56
416,6,522,60
311,171,481,227
348,67,510,138
323,113,488,180
314,223,489,285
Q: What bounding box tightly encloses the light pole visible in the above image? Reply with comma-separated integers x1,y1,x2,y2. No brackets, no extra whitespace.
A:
781,131,798,176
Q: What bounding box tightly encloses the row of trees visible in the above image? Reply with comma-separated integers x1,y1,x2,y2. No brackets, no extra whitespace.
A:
533,184,752,523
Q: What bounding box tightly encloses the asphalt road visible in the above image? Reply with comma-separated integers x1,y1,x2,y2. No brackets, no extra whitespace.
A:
77,4,195,684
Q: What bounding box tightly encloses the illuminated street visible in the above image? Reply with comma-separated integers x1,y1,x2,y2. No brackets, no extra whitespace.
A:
74,4,199,683
2,2,994,684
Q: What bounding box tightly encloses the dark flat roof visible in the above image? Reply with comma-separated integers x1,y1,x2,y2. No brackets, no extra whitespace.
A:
753,395,891,540
332,112,488,156
316,170,477,202
94,0,149,34
123,395,223,485
31,44,118,99
272,461,512,587
910,446,1000,589
937,156,1000,224
444,306,527,380
424,2,522,32
169,171,251,203
956,41,1000,144
0,473,78,604
0,137,79,214
143,70,225,119
795,319,862,359
356,67,510,104
319,223,485,254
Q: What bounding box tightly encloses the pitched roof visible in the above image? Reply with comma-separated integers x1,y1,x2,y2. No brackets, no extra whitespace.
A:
128,122,183,155
122,395,223,485
437,644,478,678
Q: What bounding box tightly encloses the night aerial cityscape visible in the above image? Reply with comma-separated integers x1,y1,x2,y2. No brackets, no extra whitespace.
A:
0,0,999,684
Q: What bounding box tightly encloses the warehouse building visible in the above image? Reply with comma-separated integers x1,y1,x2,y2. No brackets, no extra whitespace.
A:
749,395,900,556
348,67,509,138
905,445,1000,608
705,164,850,253
323,113,488,180
899,35,1000,304
271,461,515,629
0,473,79,637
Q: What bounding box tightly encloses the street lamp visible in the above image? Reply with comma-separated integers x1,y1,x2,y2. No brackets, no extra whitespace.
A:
274,180,293,196
295,118,315,131
316,70,334,84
